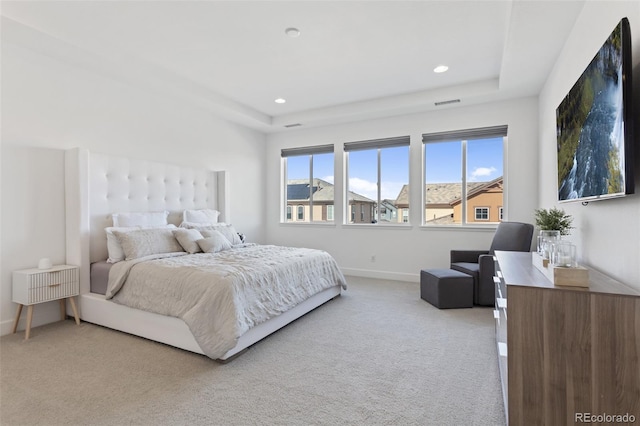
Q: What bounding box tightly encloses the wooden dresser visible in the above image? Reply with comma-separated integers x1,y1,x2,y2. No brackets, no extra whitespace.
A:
494,251,640,425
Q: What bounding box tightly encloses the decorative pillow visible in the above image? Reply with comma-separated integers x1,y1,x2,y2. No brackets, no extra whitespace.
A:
112,227,184,260
197,231,232,253
172,229,204,254
105,226,138,263
184,223,242,245
215,224,242,245
112,210,169,227
183,209,220,224
105,225,176,263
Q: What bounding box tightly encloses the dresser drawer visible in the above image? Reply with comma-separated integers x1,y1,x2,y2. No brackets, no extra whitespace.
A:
13,266,79,305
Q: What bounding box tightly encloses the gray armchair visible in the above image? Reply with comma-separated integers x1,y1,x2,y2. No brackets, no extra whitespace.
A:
450,222,534,306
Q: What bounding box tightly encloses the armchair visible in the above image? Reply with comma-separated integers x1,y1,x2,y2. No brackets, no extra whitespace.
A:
450,222,534,306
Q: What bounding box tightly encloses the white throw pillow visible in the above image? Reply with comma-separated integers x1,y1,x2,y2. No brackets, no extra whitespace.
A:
112,227,184,260
105,224,176,263
183,209,220,224
105,226,138,263
172,229,204,254
197,231,232,253
112,210,169,227
184,223,242,245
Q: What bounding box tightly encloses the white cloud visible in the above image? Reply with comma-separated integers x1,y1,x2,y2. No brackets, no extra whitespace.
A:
381,182,404,201
322,175,334,184
347,178,405,201
348,177,378,200
469,166,497,181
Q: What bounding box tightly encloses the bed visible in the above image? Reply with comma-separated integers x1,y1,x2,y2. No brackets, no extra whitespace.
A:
64,148,346,361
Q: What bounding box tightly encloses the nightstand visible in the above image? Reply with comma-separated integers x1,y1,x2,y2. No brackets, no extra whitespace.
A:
12,264,80,339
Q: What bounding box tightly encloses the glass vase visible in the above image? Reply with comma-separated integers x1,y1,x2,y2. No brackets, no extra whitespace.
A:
538,230,561,260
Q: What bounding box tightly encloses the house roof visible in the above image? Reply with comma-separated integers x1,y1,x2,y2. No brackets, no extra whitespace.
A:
449,177,504,205
395,178,503,207
395,182,482,206
287,178,374,204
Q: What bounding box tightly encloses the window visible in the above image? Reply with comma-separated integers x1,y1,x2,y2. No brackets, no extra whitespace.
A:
475,207,489,221
344,136,410,224
282,145,334,223
423,126,506,225
402,209,409,223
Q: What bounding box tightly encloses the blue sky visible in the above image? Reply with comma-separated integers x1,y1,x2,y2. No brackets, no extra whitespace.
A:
426,137,503,183
287,137,503,200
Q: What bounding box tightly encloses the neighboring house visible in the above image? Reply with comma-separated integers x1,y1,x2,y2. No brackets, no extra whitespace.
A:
376,199,398,223
286,178,376,223
394,177,503,224
451,177,504,223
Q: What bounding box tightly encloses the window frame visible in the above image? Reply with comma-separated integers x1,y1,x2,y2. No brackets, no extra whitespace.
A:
327,205,334,221
344,136,410,225
474,207,490,221
422,125,507,227
281,144,334,224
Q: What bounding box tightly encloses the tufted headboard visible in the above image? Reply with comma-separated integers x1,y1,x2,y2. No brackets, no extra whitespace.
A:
65,148,228,294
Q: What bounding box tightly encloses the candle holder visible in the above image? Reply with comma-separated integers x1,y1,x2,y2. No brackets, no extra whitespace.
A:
551,241,577,268
538,230,561,260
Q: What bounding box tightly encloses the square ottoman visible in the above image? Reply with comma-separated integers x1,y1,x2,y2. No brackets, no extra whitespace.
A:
420,269,473,309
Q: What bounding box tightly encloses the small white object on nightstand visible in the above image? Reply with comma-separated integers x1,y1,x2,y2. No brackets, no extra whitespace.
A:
12,264,80,339
37,258,52,270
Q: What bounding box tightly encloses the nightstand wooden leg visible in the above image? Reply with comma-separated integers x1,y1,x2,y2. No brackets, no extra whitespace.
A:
12,304,23,334
68,297,80,325
60,299,66,320
25,305,34,340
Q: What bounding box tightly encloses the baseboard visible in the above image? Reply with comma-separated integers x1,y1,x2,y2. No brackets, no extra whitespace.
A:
341,268,419,283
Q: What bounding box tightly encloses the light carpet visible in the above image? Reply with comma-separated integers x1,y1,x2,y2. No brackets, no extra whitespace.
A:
0,276,505,425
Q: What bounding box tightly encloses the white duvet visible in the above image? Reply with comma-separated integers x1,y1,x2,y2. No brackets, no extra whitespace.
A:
106,244,347,359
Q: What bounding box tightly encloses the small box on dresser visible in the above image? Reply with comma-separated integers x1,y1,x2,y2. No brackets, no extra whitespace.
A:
12,264,80,339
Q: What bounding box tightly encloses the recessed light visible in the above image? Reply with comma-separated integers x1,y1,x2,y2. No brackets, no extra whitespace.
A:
285,27,301,38
275,98,286,104
434,65,449,73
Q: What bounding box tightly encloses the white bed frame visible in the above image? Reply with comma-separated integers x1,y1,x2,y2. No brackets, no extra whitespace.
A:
64,148,341,361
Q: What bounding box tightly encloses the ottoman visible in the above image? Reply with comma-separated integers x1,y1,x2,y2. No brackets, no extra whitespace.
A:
420,269,473,309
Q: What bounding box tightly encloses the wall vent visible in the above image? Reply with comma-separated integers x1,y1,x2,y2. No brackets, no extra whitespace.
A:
284,123,302,128
434,99,461,106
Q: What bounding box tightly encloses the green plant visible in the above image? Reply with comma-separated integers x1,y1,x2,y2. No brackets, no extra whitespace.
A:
534,207,573,236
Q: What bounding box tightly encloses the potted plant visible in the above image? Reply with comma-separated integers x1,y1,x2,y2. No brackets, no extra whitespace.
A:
534,207,573,235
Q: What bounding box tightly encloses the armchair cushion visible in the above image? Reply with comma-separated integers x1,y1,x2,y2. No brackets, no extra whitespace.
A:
451,262,479,277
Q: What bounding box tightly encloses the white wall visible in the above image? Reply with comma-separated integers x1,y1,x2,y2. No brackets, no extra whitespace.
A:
0,35,266,334
266,97,539,281
538,1,640,290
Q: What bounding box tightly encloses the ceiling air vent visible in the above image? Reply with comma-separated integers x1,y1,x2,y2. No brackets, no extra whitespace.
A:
284,123,302,128
434,99,461,106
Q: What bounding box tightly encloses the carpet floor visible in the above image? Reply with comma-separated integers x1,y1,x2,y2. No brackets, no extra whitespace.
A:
0,276,506,425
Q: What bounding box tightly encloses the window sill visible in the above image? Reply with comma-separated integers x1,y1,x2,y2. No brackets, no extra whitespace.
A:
342,223,413,230
279,222,336,227
419,224,498,232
